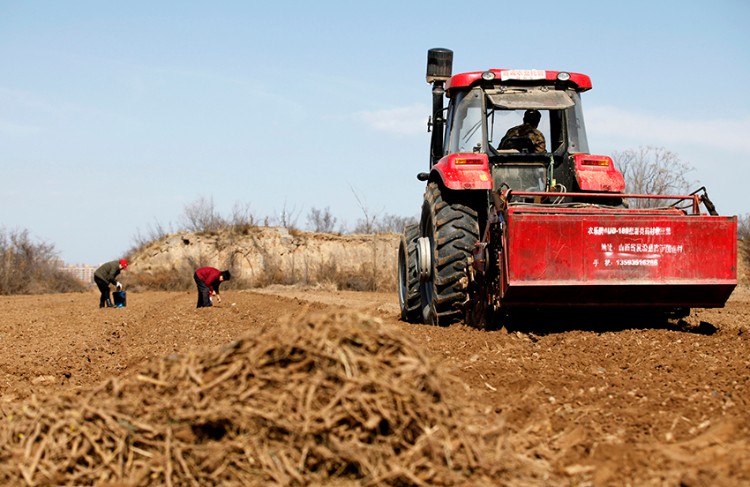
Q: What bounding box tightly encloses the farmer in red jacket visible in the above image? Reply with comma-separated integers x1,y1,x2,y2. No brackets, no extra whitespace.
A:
194,266,231,308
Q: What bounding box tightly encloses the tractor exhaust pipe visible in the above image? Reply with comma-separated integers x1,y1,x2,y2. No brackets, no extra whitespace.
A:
426,48,452,167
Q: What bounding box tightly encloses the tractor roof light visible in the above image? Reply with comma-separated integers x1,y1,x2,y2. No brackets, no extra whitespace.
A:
557,72,571,82
481,70,496,81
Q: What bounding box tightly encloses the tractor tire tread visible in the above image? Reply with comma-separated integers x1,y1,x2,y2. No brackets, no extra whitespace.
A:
421,182,479,325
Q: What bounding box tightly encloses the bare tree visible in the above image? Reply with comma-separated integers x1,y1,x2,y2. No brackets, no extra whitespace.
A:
229,202,257,233
307,207,338,233
738,213,750,241
613,146,696,209
131,220,171,250
350,186,379,234
180,196,226,233
374,214,419,234
352,217,376,234
274,200,301,230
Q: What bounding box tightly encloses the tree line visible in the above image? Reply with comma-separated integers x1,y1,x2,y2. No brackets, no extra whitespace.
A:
0,229,86,295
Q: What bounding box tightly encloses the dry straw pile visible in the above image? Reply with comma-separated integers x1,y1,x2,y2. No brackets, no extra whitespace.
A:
0,311,526,486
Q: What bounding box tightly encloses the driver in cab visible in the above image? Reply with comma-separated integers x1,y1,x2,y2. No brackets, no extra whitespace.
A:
498,109,546,153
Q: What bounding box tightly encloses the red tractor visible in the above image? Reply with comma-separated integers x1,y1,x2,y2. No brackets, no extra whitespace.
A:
398,48,737,328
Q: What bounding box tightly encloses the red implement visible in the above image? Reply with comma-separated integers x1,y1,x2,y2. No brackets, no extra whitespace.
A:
500,194,737,309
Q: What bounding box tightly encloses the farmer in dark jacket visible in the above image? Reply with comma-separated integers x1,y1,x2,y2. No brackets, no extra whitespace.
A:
94,259,127,308
194,267,231,308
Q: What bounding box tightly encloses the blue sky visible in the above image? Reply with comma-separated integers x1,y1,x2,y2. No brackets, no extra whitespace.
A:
1,0,749,264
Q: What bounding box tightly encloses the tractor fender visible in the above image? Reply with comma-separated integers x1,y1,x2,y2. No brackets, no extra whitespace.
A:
430,153,493,191
572,154,625,193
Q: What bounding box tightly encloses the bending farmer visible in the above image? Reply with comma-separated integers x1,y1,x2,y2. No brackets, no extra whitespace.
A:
194,267,231,308
94,259,128,308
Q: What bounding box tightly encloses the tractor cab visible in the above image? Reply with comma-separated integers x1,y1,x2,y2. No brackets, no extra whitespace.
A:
424,47,614,199
436,68,598,197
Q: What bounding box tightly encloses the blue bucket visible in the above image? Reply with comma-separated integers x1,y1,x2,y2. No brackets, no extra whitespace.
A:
113,291,127,307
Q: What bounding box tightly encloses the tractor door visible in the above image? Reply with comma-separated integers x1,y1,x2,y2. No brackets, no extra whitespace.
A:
444,87,486,155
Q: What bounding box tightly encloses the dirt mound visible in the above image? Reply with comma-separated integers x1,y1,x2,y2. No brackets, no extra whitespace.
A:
130,228,399,291
0,311,539,486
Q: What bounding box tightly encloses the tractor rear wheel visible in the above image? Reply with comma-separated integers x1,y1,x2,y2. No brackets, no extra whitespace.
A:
420,182,479,326
398,224,421,322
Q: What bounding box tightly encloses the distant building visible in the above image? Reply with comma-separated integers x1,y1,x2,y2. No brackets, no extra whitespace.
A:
59,263,97,285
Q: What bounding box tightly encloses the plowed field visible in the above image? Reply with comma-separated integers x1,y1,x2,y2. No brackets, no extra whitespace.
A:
1,284,748,486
